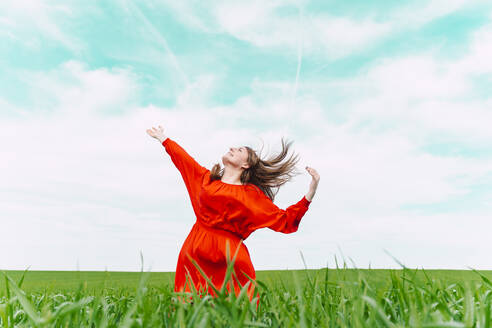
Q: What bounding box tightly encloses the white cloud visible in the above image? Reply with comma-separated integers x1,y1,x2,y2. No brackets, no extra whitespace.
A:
212,1,391,59
176,74,218,108
392,0,481,29
159,0,488,61
309,16,391,59
454,20,492,74
17,61,139,117
0,0,84,52
339,47,492,144
154,0,220,33
150,0,392,59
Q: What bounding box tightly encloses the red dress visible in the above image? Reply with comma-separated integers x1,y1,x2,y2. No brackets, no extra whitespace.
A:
162,137,311,305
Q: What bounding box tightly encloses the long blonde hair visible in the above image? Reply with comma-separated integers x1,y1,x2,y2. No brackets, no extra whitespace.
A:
209,137,302,201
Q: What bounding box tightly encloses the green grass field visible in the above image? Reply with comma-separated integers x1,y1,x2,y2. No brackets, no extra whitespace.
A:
1,264,492,327
2,268,492,294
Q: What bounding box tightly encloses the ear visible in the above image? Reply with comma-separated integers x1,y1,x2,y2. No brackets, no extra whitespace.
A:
242,163,250,170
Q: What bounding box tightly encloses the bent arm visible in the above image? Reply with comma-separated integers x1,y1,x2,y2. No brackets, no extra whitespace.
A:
248,189,311,234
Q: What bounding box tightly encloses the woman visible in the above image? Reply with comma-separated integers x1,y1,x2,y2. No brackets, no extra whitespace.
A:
146,125,320,306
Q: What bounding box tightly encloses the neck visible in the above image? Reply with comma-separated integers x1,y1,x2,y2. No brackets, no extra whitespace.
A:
221,166,243,185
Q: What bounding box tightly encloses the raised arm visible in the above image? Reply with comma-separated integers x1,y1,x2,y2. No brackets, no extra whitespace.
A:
161,137,208,185
247,188,311,234
147,126,208,208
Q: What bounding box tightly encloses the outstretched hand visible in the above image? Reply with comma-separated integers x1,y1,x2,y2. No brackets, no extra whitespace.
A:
306,166,319,182
146,125,167,143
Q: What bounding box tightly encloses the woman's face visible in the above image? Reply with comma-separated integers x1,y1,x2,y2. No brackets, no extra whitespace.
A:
222,146,250,169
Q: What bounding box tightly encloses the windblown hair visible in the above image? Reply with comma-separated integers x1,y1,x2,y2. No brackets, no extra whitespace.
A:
209,137,303,201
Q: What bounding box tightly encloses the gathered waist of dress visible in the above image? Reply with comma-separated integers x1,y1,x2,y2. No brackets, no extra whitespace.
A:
195,219,244,241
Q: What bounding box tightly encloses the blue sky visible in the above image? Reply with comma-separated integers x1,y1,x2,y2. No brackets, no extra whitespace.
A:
1,0,492,271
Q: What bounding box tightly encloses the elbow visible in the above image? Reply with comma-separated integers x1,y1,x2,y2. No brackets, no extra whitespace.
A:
288,217,302,233
277,218,302,234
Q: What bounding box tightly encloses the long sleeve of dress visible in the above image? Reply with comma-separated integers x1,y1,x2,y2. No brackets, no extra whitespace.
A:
162,137,209,211
248,190,311,234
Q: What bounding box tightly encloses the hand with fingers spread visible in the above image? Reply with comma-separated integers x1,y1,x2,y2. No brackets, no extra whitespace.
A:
304,166,320,202
146,125,167,143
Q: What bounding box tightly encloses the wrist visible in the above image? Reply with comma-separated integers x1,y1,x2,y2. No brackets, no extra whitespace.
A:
305,189,315,202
